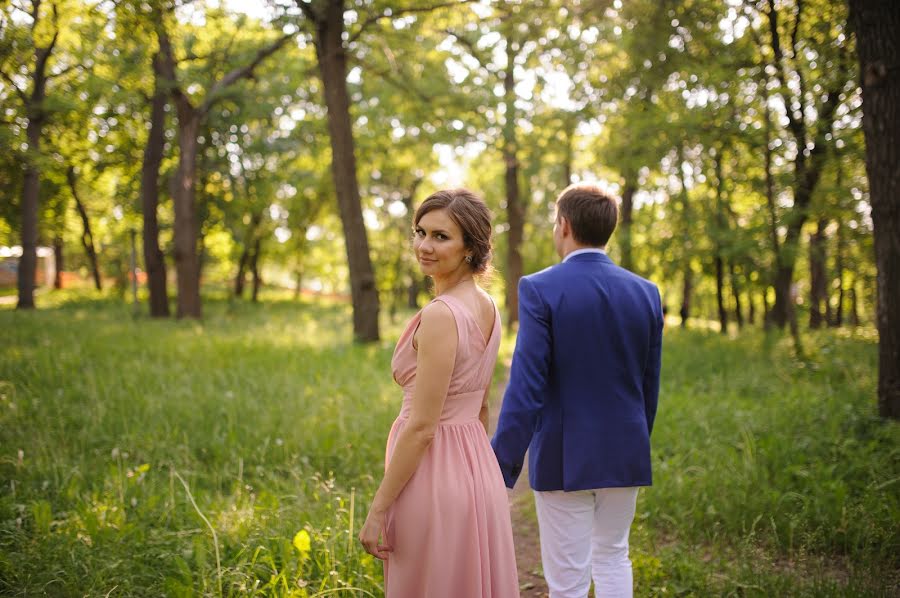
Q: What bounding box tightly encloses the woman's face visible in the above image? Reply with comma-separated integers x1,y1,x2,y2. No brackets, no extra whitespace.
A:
413,208,470,277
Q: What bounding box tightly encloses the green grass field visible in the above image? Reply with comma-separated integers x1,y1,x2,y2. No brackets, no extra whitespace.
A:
1,292,897,596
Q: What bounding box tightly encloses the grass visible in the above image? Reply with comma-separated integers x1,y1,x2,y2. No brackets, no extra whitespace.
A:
1,291,898,596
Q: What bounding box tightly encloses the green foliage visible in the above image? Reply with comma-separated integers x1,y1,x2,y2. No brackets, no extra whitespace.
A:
514,324,896,597
0,295,396,595
1,296,896,595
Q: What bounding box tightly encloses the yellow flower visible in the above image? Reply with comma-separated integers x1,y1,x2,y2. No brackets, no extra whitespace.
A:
293,530,311,555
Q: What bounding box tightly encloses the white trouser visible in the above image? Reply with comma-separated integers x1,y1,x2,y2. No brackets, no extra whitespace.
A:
533,487,640,598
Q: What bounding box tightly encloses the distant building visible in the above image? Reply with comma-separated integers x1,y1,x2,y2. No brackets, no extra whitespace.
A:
0,246,55,288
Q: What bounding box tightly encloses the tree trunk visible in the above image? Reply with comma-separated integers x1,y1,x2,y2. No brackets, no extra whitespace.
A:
250,237,262,303
715,256,728,335
620,177,636,272
730,261,744,329
67,167,102,291
748,277,756,325
313,0,380,341
407,277,421,309
503,35,524,327
141,52,170,317
677,146,692,329
234,245,250,298
402,184,422,309
294,268,303,300
17,114,42,309
713,151,728,335
52,235,63,289
850,0,900,418
234,210,262,298
562,117,574,189
16,19,57,309
832,218,845,327
809,218,828,329
172,106,202,318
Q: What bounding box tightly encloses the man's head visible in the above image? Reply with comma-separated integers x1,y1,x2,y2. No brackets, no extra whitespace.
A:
553,184,619,259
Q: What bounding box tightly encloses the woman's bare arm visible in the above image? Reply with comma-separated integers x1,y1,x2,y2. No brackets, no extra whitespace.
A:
359,301,457,558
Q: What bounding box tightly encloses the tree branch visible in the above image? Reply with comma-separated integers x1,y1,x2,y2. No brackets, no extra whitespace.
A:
354,55,433,104
153,13,193,114
0,68,29,104
295,1,319,25
46,61,84,81
347,0,475,45
765,0,804,144
201,31,295,114
443,28,496,76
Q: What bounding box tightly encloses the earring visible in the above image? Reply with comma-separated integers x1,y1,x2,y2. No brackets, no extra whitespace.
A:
465,255,473,264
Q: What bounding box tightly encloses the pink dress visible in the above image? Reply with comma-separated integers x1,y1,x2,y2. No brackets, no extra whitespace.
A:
384,294,520,598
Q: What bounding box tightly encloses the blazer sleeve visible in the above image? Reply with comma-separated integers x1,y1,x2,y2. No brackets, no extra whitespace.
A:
643,286,663,435
491,276,552,488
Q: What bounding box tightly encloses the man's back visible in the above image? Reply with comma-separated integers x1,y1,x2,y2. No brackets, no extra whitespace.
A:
492,251,663,491
491,184,664,598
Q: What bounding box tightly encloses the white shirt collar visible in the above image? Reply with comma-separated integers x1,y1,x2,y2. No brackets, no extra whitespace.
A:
563,248,606,263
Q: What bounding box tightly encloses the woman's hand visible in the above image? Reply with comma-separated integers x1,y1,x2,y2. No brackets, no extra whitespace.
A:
359,506,392,560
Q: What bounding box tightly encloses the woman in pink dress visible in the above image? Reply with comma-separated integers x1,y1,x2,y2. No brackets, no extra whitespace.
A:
359,189,519,597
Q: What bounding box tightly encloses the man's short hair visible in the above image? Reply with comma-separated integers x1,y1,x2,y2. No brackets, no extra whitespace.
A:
556,184,618,247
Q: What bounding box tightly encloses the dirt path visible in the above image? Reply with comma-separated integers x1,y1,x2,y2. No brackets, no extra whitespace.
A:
489,380,549,597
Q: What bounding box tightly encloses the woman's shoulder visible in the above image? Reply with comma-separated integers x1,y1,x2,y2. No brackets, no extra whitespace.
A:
420,298,456,328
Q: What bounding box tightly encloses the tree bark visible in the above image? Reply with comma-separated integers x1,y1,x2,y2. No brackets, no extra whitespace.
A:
730,261,744,329
832,218,845,327
67,167,102,291
294,268,303,300
171,107,202,318
234,244,250,298
52,234,63,289
809,218,828,329
850,0,900,418
141,52,169,317
250,237,262,303
310,0,380,341
562,116,575,189
677,146,692,328
715,256,728,335
747,276,756,325
401,188,421,309
503,35,524,327
234,210,262,298
18,114,42,309
714,151,728,334
620,177,636,272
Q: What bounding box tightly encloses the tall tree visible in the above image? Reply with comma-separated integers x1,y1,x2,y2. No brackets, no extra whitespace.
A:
1,0,61,308
849,0,900,419
292,0,382,340
154,6,294,318
141,52,170,317
745,0,853,328
65,166,101,290
291,0,464,340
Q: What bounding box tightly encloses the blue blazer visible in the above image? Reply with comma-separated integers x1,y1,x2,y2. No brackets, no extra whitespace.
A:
491,252,663,491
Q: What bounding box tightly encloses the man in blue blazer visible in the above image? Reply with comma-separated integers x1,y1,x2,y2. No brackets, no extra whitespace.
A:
492,184,663,598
